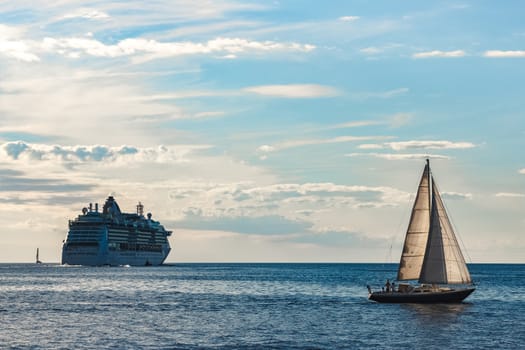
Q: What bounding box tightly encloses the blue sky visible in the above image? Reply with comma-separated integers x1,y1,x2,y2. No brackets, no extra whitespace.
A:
0,1,523,262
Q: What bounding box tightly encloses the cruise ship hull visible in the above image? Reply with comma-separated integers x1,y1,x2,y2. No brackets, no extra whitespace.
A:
61,244,170,266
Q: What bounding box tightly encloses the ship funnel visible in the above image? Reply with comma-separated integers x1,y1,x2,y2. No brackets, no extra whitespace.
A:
137,202,144,216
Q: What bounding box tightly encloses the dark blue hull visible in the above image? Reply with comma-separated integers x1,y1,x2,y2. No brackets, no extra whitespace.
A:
368,287,475,303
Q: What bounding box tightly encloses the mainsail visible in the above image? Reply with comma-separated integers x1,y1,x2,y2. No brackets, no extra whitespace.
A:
397,162,431,281
397,160,471,284
419,179,472,284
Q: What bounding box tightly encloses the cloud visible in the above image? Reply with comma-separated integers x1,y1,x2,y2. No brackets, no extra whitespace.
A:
389,113,414,127
359,43,405,57
161,180,413,244
484,50,525,58
0,39,40,62
0,174,93,193
0,141,209,165
176,213,312,235
519,169,525,174
441,192,472,200
0,65,218,144
292,231,382,248
351,87,409,99
257,135,391,155
495,192,525,198
412,50,466,58
243,84,339,98
360,47,382,55
2,26,315,63
168,182,410,220
357,144,383,150
61,9,110,20
0,42,39,61
0,24,25,40
339,16,360,22
347,153,451,160
42,36,315,61
0,24,38,62
358,140,476,151
193,111,226,119
257,145,275,153
389,140,476,150
326,121,383,129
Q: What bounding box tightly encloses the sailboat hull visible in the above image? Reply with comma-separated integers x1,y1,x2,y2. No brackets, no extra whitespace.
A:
369,287,475,303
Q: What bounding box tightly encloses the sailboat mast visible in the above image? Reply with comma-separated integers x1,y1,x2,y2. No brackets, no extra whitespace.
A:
427,158,432,214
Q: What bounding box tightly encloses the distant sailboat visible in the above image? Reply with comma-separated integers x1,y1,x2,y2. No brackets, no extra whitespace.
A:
36,248,42,264
368,159,475,303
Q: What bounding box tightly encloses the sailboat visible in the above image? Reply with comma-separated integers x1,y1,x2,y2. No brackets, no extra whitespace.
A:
368,159,475,303
36,248,42,264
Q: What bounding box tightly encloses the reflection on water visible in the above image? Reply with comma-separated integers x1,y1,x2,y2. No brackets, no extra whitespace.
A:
402,302,472,324
403,302,471,315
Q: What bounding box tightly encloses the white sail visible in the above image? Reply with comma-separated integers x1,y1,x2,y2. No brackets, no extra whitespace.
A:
418,178,472,284
397,162,431,281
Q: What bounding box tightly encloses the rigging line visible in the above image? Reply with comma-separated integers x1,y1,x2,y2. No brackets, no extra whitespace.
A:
385,192,415,265
439,188,474,264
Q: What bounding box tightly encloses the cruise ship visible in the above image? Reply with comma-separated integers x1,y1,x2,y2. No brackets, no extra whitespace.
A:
62,196,172,266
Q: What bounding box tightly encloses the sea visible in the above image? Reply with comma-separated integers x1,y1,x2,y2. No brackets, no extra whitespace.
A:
0,263,523,349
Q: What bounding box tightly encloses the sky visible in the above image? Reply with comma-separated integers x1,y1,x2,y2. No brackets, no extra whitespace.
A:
0,1,523,263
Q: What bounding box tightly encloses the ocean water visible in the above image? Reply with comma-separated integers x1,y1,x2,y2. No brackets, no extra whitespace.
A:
0,263,523,349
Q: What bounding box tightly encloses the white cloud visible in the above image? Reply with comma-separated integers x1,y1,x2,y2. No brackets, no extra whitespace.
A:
358,144,383,150
519,169,525,174
351,87,409,99
41,36,315,60
0,24,25,40
193,111,226,119
138,90,233,101
359,43,404,57
257,135,391,155
347,153,451,160
412,50,466,58
484,50,525,58
0,39,40,62
0,25,40,62
0,66,220,144
167,181,411,223
61,9,110,20
389,112,414,127
339,16,360,22
358,140,476,151
360,47,382,55
328,121,383,129
244,84,339,98
442,191,472,200
389,140,476,150
257,145,275,153
0,141,210,165
495,192,525,198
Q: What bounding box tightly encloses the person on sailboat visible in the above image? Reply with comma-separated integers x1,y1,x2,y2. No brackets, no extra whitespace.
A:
385,279,391,293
